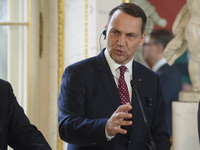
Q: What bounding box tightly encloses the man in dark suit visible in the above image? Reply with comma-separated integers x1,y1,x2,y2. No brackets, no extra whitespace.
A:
143,29,182,136
0,79,51,150
58,3,171,150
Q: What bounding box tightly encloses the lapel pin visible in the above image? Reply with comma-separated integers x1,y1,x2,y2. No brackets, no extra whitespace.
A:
139,79,141,81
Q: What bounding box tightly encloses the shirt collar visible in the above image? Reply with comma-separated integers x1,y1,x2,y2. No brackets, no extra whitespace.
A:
152,58,167,72
104,48,133,75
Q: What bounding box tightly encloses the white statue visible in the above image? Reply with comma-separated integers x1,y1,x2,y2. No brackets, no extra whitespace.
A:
163,0,200,91
130,0,167,67
130,0,167,34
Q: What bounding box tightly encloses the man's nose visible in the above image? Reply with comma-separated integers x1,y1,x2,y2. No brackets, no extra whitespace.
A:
117,35,126,47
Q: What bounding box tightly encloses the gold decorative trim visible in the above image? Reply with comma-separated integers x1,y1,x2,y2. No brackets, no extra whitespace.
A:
28,0,31,118
39,12,43,58
0,22,29,25
123,0,129,3
85,0,88,59
57,0,64,149
10,0,13,84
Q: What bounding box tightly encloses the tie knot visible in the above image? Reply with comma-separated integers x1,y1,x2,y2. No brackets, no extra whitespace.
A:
119,66,127,75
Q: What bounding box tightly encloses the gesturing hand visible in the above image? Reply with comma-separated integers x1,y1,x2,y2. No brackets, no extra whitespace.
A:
106,103,132,136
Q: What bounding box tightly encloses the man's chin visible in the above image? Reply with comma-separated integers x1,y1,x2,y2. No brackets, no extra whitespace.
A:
111,54,126,65
113,59,125,65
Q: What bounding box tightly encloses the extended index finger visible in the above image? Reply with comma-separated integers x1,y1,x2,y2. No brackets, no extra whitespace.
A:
116,104,132,113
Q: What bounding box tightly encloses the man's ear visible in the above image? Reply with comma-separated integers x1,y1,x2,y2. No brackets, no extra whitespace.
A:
138,33,146,47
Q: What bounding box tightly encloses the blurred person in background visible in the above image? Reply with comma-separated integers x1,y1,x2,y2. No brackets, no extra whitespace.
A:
143,29,182,137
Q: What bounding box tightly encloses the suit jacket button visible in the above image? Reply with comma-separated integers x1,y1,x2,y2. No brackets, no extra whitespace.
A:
128,140,132,144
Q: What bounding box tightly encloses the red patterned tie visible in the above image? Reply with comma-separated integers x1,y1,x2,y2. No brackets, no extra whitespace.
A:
118,66,130,105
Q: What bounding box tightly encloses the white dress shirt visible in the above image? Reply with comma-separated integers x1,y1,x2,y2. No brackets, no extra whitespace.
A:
152,58,167,73
104,48,133,140
104,49,133,102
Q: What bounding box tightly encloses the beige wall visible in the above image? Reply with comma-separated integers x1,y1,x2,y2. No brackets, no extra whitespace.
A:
30,0,58,149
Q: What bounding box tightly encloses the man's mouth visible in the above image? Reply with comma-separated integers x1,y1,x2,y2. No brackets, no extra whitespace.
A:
116,49,124,55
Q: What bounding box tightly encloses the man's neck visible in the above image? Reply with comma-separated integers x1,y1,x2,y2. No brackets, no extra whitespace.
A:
152,58,167,72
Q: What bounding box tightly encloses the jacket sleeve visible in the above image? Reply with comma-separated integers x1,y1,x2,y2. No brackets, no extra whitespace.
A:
5,81,52,150
57,66,109,146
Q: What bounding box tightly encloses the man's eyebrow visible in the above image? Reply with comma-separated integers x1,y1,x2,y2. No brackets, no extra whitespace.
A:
111,28,119,32
127,32,138,36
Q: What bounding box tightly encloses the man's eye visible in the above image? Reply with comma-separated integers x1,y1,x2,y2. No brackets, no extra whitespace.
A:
128,34,134,37
111,30,119,35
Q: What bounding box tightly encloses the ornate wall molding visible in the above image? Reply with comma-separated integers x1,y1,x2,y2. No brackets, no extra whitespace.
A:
57,0,64,149
28,0,31,118
123,0,129,3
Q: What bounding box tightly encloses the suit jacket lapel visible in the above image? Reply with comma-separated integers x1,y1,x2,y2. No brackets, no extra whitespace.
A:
95,51,145,129
95,52,147,137
131,61,143,131
96,50,122,110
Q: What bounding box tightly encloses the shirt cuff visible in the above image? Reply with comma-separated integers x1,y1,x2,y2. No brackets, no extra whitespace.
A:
105,128,115,141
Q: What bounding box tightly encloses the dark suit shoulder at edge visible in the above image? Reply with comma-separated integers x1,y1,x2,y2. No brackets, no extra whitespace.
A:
133,61,157,76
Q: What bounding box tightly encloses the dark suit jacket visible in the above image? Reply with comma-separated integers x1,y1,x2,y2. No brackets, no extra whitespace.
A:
0,79,51,150
58,49,171,150
156,64,182,136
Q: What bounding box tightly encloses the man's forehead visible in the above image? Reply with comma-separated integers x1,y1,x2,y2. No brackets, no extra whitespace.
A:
108,14,142,35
